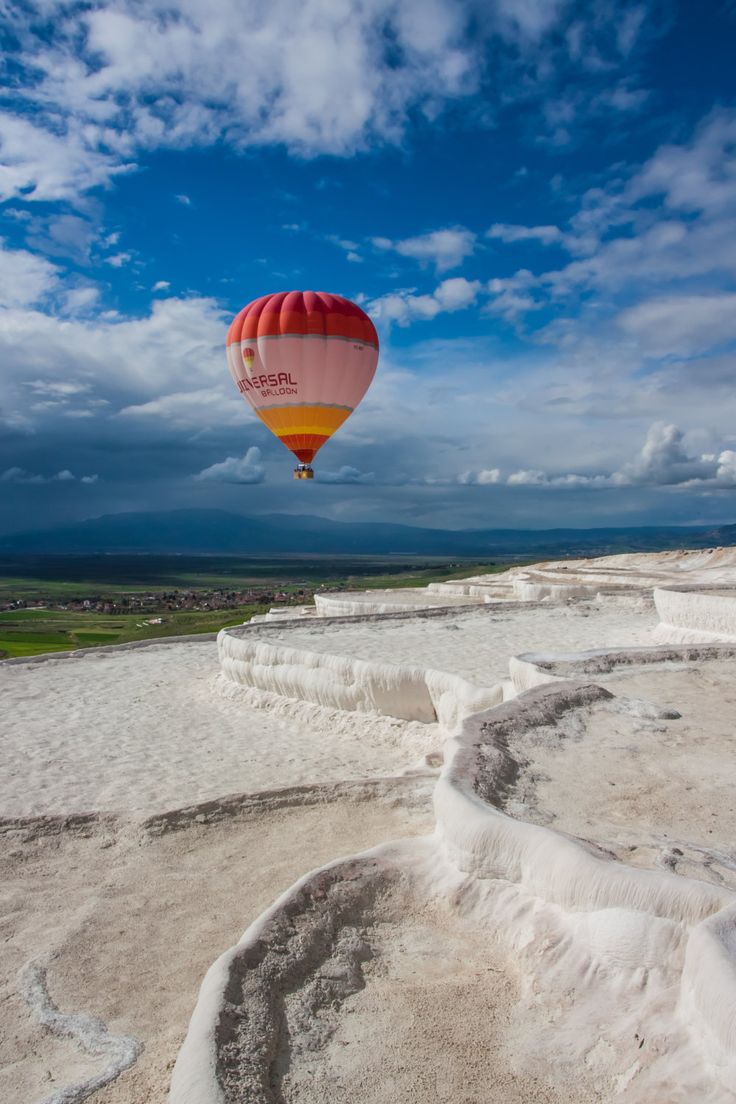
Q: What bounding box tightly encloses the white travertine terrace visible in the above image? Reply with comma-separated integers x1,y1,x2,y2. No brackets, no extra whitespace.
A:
309,547,736,616
5,547,736,1103
167,549,736,1103
173,667,736,1102
0,640,440,817
218,596,656,729
654,586,736,643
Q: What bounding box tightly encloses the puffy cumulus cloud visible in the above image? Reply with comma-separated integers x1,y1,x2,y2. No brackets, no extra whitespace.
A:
316,466,375,484
0,240,60,308
3,0,657,201
2,0,478,199
486,270,542,321
434,277,483,310
194,447,265,484
507,468,549,486
1,466,98,484
1,295,229,414
369,277,481,325
457,468,501,485
507,468,620,487
0,111,134,203
504,423,736,491
715,451,736,485
372,227,476,273
619,422,716,486
0,293,261,500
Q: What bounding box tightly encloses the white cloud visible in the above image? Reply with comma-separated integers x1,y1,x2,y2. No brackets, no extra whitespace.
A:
1,466,97,484
369,277,481,325
486,269,541,320
175,194,192,207
194,447,265,484
0,240,59,308
487,223,564,245
119,387,252,428
372,227,476,272
316,465,375,484
0,110,134,202
629,110,736,215
507,468,549,486
619,422,715,486
152,280,170,291
457,468,501,485
434,277,481,310
715,451,736,486
3,0,480,199
0,295,233,437
472,107,736,371
617,294,736,357
106,252,132,267
505,423,736,490
63,286,100,314
0,0,659,202
25,212,98,264
26,380,90,397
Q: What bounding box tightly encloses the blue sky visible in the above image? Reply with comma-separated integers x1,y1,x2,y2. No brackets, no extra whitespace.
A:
2,0,736,534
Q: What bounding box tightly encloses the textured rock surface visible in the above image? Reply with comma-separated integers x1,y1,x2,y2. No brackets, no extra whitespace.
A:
6,548,736,1103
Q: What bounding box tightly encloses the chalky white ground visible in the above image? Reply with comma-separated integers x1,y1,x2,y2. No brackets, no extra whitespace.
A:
248,595,655,684
0,596,655,818
502,658,736,889
4,549,736,1104
0,642,437,817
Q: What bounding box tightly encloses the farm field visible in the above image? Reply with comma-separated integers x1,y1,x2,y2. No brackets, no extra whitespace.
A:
0,554,509,600
0,605,270,658
0,555,513,658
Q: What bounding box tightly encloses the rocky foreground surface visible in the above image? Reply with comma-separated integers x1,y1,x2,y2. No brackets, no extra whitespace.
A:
3,549,736,1103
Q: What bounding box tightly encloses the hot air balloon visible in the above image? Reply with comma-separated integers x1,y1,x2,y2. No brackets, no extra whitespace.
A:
226,291,379,479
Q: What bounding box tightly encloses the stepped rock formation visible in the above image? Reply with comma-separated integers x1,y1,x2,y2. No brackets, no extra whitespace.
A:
3,548,736,1103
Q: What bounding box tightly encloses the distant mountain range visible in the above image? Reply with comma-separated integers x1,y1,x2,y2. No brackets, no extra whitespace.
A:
2,509,736,558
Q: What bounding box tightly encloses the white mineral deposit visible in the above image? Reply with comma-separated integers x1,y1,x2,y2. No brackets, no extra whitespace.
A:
4,549,736,1103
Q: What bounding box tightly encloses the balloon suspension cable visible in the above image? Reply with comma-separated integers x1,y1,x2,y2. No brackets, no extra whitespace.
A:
293,464,314,480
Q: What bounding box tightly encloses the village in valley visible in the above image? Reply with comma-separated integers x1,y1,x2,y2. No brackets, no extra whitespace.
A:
1,586,313,616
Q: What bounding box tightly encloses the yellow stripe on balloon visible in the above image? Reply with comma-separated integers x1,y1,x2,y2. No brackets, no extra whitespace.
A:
257,404,353,436
270,425,345,437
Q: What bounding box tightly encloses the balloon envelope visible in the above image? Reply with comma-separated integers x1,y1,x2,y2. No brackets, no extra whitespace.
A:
226,290,379,467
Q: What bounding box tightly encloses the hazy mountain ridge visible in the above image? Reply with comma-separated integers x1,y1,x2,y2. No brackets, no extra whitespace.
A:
2,510,735,558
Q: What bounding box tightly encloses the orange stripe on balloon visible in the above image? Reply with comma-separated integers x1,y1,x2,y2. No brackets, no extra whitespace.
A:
256,404,352,437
